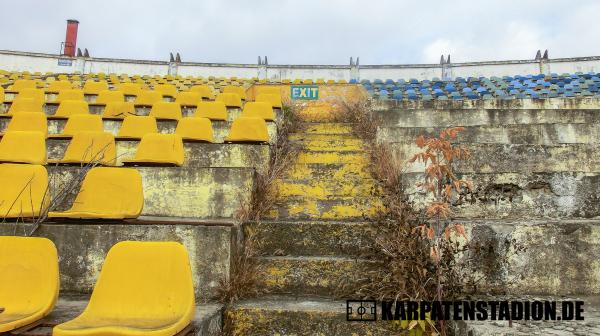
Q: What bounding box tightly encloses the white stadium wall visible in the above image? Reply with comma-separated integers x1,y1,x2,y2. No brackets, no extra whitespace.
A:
2,49,600,80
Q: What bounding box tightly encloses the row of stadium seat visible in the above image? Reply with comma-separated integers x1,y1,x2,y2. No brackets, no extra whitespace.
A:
1,98,278,119
0,236,195,335
0,117,269,165
363,71,600,100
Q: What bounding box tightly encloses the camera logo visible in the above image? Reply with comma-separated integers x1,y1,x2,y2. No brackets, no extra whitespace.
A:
346,300,377,321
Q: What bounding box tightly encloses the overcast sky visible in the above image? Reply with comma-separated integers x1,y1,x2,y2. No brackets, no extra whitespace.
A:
2,0,599,65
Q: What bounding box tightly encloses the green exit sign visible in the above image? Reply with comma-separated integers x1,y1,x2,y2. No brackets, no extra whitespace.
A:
291,85,319,100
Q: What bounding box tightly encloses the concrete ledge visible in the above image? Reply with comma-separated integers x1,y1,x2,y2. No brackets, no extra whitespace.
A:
402,171,600,218
392,143,600,173
48,166,255,219
0,223,233,301
378,123,600,145
46,140,270,169
373,97,600,111
376,108,600,127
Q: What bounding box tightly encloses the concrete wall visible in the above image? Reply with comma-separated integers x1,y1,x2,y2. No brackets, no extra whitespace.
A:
3,49,600,80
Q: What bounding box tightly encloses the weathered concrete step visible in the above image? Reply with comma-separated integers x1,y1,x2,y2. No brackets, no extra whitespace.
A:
268,196,384,220
226,296,396,335
245,221,375,257
377,107,600,128
294,138,365,152
255,256,370,296
378,123,600,145
47,139,269,169
30,296,223,336
297,150,369,164
459,219,600,295
394,143,600,173
277,178,380,198
302,123,354,135
403,171,600,219
285,163,373,180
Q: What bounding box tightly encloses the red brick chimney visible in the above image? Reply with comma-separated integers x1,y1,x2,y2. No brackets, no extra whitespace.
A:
63,19,79,57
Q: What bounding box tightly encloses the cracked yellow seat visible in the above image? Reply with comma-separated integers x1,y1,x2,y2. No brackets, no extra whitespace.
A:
48,167,143,219
55,89,84,103
175,117,213,142
0,236,59,333
149,101,182,120
215,93,242,108
95,90,124,105
117,116,158,140
241,102,275,121
50,114,103,138
102,101,136,119
175,91,202,107
83,80,109,95
52,100,89,119
52,241,195,336
223,85,246,100
0,131,46,164
154,84,178,97
122,134,184,166
51,131,116,166
189,85,214,99
0,164,49,218
134,90,163,106
225,117,269,143
256,93,282,108
193,101,227,120
0,112,47,137
6,98,44,116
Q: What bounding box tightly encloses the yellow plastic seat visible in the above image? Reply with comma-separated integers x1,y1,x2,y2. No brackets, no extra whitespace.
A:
0,87,4,104
0,164,50,218
0,236,58,332
54,131,116,166
52,241,195,336
48,167,143,219
154,84,178,97
83,80,109,95
9,79,37,92
241,102,275,121
223,85,246,100
1,112,48,137
193,101,227,120
303,79,314,84
95,90,124,105
316,79,325,84
102,101,136,119
292,79,302,84
338,79,348,84
326,79,335,84
216,93,242,108
122,134,184,166
7,98,44,117
46,80,73,92
117,116,158,140
134,90,163,106
175,117,214,142
189,85,214,99
55,89,84,103
51,115,103,138
117,83,142,96
175,91,202,107
17,88,46,104
256,93,282,108
225,117,269,143
52,100,89,119
149,101,182,120
0,131,46,164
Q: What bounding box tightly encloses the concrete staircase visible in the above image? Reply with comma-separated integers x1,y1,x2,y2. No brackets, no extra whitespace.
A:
226,106,392,335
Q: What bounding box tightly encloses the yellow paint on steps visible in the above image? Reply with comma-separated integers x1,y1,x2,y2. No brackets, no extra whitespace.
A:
277,179,379,198
297,151,369,164
300,139,364,151
304,123,353,135
321,202,383,220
